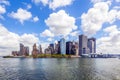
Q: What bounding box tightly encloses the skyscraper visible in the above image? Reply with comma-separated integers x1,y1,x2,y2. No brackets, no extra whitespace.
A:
88,38,96,53
66,41,72,55
32,43,39,55
49,44,54,54
60,38,66,54
19,43,24,56
79,34,88,55
39,45,43,54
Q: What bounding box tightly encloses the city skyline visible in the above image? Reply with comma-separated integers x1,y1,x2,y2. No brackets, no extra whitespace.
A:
11,34,96,56
0,0,120,56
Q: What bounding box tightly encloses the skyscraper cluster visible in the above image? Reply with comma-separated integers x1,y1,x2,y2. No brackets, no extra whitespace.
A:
79,35,96,55
32,43,43,56
44,38,79,55
44,34,96,56
11,34,96,56
12,43,29,56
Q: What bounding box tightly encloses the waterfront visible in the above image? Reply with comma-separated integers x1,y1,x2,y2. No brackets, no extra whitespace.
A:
0,57,120,80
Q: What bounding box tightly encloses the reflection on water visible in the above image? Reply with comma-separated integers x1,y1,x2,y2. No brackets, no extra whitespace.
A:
0,58,120,80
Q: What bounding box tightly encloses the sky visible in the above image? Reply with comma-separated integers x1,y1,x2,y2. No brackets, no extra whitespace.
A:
0,0,120,56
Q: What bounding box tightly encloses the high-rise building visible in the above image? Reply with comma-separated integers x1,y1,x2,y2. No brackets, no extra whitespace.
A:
24,47,29,56
12,43,29,56
71,42,79,55
19,43,24,56
88,38,96,53
66,41,72,55
74,42,79,56
60,38,66,54
39,45,43,54
32,43,39,55
79,34,88,55
49,44,54,54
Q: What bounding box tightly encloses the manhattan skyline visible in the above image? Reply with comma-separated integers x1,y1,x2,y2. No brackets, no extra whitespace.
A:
0,0,120,56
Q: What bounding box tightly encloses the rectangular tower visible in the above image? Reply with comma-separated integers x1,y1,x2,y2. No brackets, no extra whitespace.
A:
79,34,88,55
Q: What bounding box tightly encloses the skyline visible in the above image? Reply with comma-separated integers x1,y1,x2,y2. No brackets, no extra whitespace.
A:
0,0,120,56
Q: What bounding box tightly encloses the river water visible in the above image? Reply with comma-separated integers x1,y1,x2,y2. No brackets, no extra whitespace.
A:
0,57,120,80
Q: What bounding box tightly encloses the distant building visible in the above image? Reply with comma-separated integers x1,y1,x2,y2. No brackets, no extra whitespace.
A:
39,45,43,54
32,43,39,56
54,41,61,54
12,43,29,56
12,51,19,56
19,43,24,56
72,42,79,55
60,38,66,54
49,44,54,54
79,35,88,55
88,38,96,53
24,47,29,56
44,47,52,54
66,41,72,55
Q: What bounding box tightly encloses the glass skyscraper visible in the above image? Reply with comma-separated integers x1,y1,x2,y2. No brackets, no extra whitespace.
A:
60,38,66,54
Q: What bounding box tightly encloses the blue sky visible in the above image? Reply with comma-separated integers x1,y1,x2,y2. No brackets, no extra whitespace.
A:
0,0,120,55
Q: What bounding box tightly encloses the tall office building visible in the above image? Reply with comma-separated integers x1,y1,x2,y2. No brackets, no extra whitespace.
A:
66,41,72,55
71,42,79,55
19,43,24,56
49,44,54,54
54,41,61,54
12,43,29,56
60,38,66,54
32,43,39,55
88,38,96,53
79,34,88,55
39,45,43,54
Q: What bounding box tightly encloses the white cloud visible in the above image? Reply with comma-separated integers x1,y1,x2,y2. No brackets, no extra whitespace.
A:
47,38,53,42
33,16,39,22
81,1,120,36
45,10,77,37
0,24,39,56
9,8,32,24
40,29,54,37
49,0,73,10
32,0,49,6
0,5,6,14
0,0,10,5
97,25,120,54
116,0,120,2
32,0,74,10
70,31,79,37
27,4,32,9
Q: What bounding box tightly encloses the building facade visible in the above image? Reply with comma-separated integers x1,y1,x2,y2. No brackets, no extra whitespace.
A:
88,38,96,53
79,35,88,55
32,43,39,55
60,38,66,54
66,41,72,55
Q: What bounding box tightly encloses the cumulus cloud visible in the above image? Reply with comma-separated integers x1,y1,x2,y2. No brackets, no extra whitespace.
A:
0,5,6,19
32,0,74,10
9,8,32,24
0,0,10,5
97,25,120,54
47,38,53,42
70,31,79,37
0,5,6,14
27,4,32,9
44,10,77,37
116,0,120,2
33,16,39,22
49,0,73,10
0,24,39,56
40,29,54,37
81,1,120,36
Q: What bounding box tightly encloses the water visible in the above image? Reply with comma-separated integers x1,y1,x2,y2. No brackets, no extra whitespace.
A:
0,57,120,80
